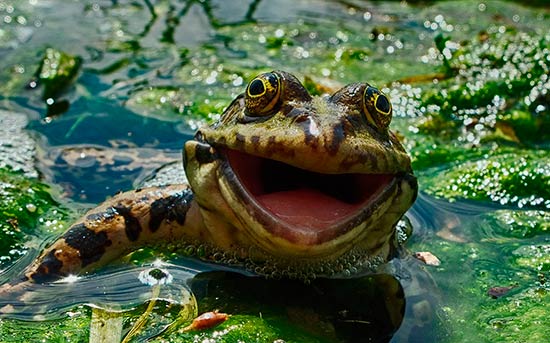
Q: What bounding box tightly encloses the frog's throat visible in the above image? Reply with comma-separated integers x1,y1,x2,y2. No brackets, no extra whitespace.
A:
216,147,417,258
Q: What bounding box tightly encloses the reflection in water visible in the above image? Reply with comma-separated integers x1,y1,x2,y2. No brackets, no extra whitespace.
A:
191,271,406,342
408,192,499,241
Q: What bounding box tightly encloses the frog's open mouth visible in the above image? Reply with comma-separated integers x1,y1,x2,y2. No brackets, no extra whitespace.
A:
222,149,396,244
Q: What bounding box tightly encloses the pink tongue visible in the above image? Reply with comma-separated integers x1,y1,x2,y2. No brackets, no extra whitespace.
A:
257,188,361,231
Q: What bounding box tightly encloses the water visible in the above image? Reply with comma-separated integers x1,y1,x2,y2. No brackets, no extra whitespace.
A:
0,0,549,342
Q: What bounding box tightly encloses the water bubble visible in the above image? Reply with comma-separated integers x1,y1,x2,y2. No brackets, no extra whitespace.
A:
274,28,284,38
363,12,372,21
232,76,243,87
212,252,224,262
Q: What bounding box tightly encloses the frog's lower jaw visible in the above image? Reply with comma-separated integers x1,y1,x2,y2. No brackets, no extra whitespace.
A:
216,148,417,260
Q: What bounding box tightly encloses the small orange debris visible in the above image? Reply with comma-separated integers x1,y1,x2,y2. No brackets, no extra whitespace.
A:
183,310,229,332
414,251,441,266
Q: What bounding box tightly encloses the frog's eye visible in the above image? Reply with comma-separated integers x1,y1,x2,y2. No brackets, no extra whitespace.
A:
362,85,392,130
245,72,281,117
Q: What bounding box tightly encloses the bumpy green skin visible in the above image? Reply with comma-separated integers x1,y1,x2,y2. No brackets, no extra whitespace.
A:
185,70,417,267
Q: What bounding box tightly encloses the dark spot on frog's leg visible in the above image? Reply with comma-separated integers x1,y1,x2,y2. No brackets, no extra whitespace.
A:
31,250,64,283
149,189,194,232
250,135,260,146
195,142,217,165
113,206,142,242
235,133,246,150
63,223,112,267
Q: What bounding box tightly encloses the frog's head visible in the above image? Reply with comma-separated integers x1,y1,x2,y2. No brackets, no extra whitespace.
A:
184,71,417,269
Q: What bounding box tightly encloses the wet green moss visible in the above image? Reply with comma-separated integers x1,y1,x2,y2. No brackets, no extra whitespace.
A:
471,286,550,343
419,31,550,144
489,210,550,238
0,306,90,342
420,150,550,209
0,168,67,269
409,208,550,343
35,48,82,101
126,86,234,120
513,245,550,271
157,314,330,343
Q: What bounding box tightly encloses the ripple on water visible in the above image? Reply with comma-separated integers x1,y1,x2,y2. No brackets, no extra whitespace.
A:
0,261,200,321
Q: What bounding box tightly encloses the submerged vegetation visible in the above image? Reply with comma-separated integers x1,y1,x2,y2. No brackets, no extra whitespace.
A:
0,0,548,342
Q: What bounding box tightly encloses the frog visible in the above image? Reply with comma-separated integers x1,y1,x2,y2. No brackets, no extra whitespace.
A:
1,70,417,293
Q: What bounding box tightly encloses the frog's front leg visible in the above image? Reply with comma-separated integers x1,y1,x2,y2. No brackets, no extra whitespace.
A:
16,184,205,286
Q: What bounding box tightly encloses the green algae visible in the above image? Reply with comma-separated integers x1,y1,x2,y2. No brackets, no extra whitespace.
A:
0,309,90,342
35,48,82,100
408,207,550,343
513,245,550,272
0,288,329,343
456,287,550,343
0,168,67,270
125,86,233,121
418,30,550,145
31,48,82,116
156,314,330,343
420,150,550,209
489,210,550,238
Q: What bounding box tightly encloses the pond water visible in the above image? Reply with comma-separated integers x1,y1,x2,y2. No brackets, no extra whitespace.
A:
0,0,549,342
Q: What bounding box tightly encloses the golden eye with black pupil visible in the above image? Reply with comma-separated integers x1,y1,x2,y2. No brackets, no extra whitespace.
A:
244,72,281,117
362,85,392,130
